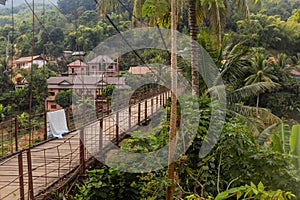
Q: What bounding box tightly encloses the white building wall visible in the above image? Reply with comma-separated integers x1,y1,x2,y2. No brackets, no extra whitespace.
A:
33,60,47,68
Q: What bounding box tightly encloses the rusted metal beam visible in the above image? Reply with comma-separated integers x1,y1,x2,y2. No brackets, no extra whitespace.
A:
18,152,25,200
79,128,85,177
138,103,141,125
128,106,131,129
27,149,34,199
145,100,148,122
44,112,47,140
15,118,18,152
116,112,119,145
99,117,103,154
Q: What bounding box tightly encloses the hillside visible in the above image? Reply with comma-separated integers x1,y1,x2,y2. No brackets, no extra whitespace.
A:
0,0,57,8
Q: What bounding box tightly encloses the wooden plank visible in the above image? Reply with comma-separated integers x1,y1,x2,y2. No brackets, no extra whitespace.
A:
0,93,165,199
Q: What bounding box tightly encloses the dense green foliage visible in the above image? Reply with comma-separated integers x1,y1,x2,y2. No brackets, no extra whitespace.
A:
0,0,300,199
102,84,116,97
55,89,74,109
73,97,300,199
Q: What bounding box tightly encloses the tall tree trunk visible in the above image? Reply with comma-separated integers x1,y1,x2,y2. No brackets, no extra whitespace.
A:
189,0,199,95
166,0,177,199
214,2,222,49
132,0,142,27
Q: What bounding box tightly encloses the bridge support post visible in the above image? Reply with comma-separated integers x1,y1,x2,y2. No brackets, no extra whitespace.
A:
160,93,162,106
18,152,25,200
79,128,86,177
116,112,119,145
44,112,47,140
27,149,34,199
99,118,103,154
151,98,154,116
128,106,131,129
15,118,18,152
144,100,148,122
138,103,141,125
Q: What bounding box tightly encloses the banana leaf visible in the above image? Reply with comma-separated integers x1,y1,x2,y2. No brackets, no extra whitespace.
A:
290,125,300,169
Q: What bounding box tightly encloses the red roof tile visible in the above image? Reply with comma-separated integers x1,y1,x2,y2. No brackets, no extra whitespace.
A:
67,60,88,67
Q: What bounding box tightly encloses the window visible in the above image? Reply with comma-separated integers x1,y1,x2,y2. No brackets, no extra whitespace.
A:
81,67,84,71
108,65,114,69
51,105,57,109
49,92,55,96
72,68,75,74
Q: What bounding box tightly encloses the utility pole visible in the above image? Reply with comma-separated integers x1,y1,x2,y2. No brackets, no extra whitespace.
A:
166,0,177,199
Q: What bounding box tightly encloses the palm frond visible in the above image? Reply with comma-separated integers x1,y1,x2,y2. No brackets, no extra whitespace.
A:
219,43,251,85
230,104,281,125
227,106,263,136
228,82,280,103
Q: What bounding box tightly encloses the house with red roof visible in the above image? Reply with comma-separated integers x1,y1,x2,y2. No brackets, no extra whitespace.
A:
67,60,88,75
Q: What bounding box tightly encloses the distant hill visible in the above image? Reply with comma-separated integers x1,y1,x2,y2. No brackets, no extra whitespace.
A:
1,0,57,8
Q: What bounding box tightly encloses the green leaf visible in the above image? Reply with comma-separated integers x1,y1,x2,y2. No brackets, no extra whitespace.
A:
278,123,291,153
257,124,277,145
215,191,229,200
290,125,300,169
257,181,264,191
237,191,243,199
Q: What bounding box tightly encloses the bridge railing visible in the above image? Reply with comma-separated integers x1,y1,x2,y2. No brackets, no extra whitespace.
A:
0,113,47,159
0,132,81,200
0,86,169,159
0,90,170,200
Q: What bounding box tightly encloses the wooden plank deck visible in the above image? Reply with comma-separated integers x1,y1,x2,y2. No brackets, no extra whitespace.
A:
0,93,167,200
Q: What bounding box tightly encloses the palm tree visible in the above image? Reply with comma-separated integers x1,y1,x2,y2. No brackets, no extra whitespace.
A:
188,0,252,95
208,81,281,136
244,52,279,116
96,0,116,17
209,43,281,136
132,0,143,27
198,0,225,48
227,82,281,135
217,42,251,86
269,53,294,86
199,0,252,49
166,0,177,199
188,0,200,95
